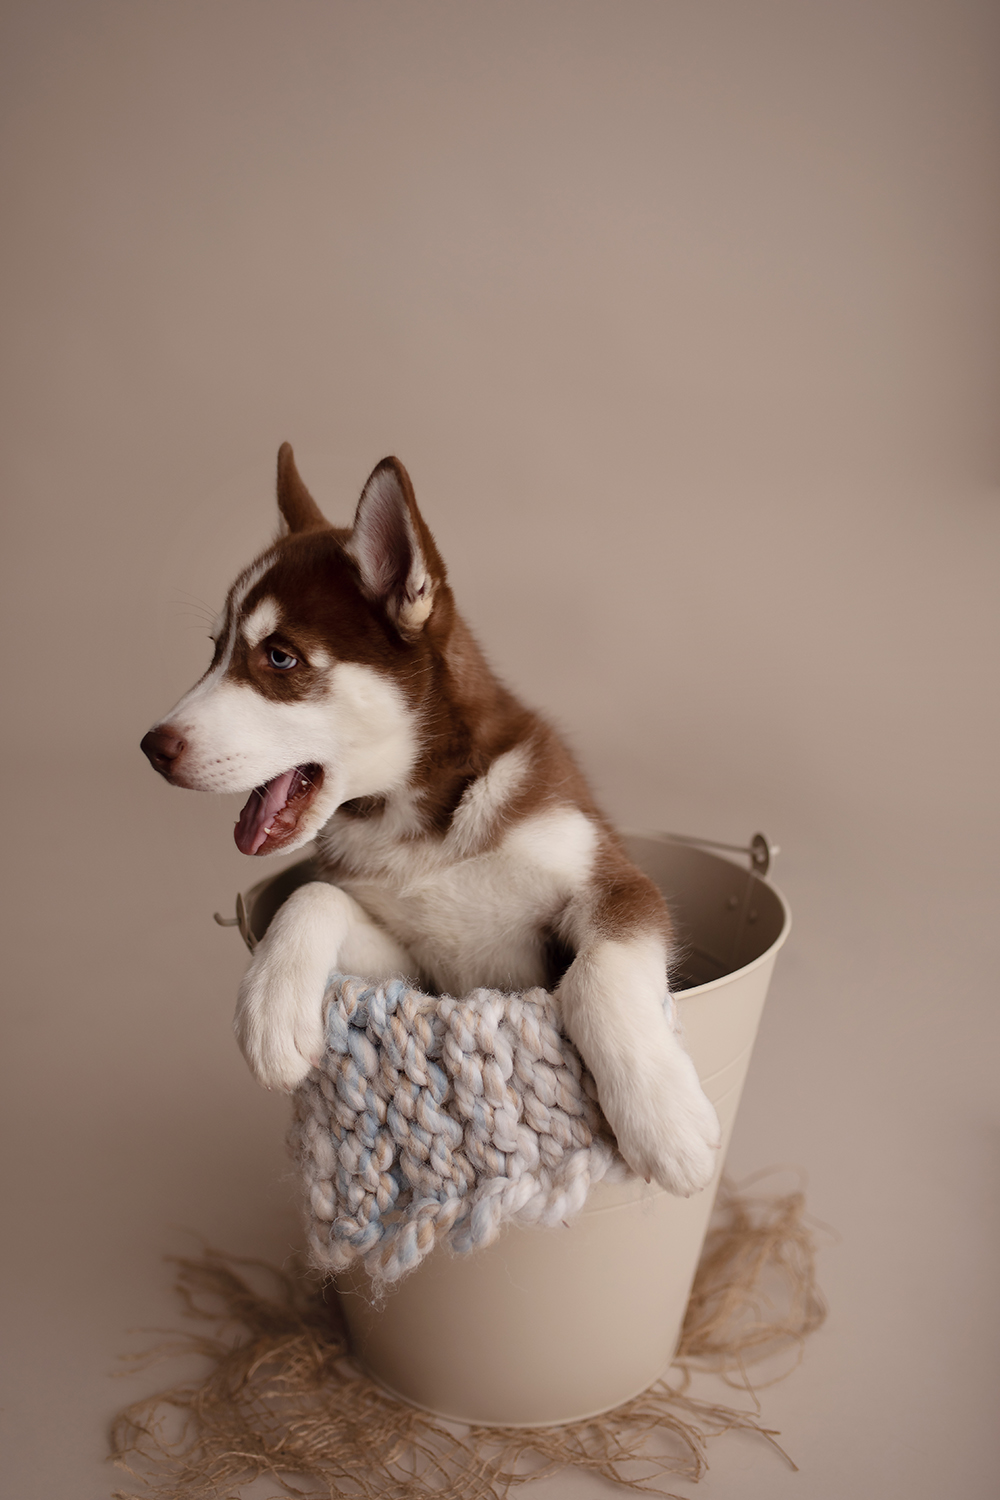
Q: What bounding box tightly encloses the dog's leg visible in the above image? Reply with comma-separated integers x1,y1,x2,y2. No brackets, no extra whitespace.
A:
234,882,415,1092
556,933,721,1196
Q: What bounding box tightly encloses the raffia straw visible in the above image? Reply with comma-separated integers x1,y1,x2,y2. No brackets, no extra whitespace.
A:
109,1175,826,1500
676,1174,828,1390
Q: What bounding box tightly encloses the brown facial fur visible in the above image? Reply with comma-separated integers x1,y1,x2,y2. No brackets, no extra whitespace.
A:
224,536,419,702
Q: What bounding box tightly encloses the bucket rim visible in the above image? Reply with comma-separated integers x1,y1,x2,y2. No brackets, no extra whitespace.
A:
620,830,792,999
231,833,792,994
674,879,790,999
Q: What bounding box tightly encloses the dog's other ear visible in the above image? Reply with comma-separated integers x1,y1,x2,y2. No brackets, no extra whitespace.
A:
347,458,444,638
276,443,329,534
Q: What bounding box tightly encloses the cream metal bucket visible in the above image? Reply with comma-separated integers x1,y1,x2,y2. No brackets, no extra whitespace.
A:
239,833,790,1428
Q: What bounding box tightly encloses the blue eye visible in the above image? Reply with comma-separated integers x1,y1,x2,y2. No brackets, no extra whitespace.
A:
268,647,298,670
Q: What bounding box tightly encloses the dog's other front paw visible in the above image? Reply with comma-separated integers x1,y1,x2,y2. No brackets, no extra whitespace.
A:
557,938,722,1197
234,958,326,1093
602,1044,721,1197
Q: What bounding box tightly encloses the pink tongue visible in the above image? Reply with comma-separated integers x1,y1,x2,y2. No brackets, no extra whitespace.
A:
234,768,299,856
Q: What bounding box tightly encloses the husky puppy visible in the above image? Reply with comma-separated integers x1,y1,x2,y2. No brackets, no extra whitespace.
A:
141,447,720,1194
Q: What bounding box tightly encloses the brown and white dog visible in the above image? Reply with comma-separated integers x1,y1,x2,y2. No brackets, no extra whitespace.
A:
141,447,720,1195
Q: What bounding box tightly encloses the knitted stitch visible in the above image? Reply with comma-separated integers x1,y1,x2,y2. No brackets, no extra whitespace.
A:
290,974,630,1287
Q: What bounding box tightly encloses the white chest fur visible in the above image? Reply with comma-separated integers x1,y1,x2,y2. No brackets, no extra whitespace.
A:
320,803,598,993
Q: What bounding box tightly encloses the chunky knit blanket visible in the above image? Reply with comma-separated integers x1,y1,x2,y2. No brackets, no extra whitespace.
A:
290,974,629,1286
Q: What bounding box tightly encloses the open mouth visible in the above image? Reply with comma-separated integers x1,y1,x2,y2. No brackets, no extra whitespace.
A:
234,763,324,856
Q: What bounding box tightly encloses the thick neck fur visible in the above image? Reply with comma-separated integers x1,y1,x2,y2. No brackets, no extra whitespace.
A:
315,563,604,861
404,612,540,833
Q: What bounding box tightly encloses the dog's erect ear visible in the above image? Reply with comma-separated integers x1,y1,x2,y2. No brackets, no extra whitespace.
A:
276,443,328,534
347,458,444,638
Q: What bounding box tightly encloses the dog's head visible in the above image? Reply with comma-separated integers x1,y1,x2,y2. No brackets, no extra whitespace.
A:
141,446,452,856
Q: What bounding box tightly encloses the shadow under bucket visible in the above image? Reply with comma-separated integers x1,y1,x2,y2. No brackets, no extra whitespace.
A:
242,834,790,1428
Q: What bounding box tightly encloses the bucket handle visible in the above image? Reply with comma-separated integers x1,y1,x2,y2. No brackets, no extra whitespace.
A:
644,831,779,970
213,891,258,952
650,831,778,876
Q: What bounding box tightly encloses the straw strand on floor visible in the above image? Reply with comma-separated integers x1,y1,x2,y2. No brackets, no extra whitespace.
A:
109,1176,826,1500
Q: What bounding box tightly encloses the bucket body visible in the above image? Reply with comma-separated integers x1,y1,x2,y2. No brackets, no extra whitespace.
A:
247,836,789,1428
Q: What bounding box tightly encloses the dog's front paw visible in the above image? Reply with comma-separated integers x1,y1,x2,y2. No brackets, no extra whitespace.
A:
603,1045,721,1197
234,956,326,1093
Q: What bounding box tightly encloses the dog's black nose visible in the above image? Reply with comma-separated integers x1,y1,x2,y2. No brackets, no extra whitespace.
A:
140,727,186,778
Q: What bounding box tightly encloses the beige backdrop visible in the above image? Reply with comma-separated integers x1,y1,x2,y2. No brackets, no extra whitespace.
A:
1,2,998,1496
